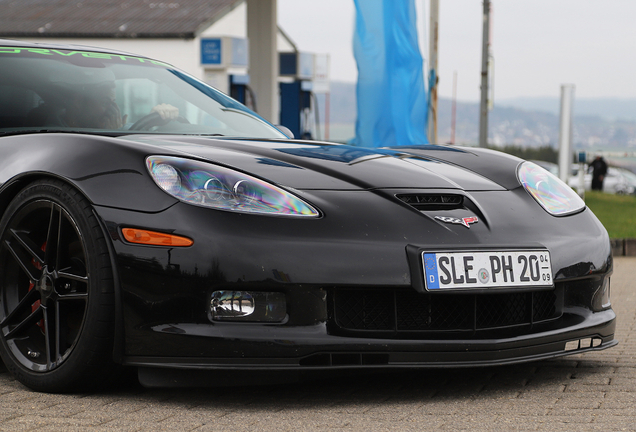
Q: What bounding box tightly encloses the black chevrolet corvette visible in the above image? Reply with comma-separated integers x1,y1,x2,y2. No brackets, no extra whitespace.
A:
0,40,616,392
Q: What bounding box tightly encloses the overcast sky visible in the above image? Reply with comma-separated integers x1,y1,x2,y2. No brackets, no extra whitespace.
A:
278,0,636,102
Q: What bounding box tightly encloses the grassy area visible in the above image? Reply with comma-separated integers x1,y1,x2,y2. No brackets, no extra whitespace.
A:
584,191,636,238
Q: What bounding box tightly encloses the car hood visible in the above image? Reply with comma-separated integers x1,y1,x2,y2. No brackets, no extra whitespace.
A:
122,135,512,191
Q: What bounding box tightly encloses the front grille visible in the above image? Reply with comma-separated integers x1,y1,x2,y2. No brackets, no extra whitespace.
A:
335,290,394,330
395,291,471,330
332,288,561,335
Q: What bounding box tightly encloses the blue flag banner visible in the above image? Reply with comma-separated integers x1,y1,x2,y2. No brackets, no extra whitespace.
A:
353,0,429,147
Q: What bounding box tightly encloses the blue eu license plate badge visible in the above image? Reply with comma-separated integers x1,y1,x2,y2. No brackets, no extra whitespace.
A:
424,253,440,289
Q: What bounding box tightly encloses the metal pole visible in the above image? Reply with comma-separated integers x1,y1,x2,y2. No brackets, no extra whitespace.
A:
246,0,279,124
558,84,575,183
428,0,439,144
478,0,490,148
451,70,457,144
325,92,330,141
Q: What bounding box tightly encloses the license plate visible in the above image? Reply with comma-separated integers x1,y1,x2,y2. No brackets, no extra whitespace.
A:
422,250,553,290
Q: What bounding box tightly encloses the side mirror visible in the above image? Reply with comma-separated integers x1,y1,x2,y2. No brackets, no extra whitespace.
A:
275,125,294,139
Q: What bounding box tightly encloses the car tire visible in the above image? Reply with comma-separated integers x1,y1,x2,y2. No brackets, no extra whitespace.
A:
0,180,117,392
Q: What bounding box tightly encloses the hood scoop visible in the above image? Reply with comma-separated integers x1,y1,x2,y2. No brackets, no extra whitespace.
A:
395,192,489,230
396,193,464,211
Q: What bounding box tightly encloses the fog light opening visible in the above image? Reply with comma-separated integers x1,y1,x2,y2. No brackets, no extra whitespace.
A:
209,291,286,323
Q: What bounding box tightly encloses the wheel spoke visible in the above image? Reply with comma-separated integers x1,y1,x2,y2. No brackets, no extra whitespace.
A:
44,203,62,271
57,269,88,284
9,229,45,266
42,306,54,370
0,288,40,328
3,238,40,282
57,292,88,301
3,306,43,340
55,302,61,368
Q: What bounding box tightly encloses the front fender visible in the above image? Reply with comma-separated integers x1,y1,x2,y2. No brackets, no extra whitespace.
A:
0,133,178,212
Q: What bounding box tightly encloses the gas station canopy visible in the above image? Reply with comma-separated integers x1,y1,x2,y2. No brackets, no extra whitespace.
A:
0,0,243,39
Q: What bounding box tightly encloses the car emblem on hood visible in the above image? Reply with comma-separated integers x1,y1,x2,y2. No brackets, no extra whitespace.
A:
435,215,479,229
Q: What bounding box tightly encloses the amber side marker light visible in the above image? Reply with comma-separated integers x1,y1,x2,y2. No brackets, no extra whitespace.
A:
122,228,194,247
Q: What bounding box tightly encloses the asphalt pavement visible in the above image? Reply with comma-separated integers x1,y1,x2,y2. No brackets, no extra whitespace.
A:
0,257,635,431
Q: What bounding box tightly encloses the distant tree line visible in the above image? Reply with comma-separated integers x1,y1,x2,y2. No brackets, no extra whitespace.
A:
489,145,559,163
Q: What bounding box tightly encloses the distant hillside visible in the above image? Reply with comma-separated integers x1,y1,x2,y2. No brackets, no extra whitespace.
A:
498,97,636,122
437,99,636,148
322,81,636,149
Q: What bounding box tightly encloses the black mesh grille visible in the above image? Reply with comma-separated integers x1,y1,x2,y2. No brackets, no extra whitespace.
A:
476,292,528,328
395,292,472,330
533,289,557,321
333,288,561,335
334,290,393,330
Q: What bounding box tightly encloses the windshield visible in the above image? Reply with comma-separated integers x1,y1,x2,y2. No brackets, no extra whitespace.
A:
0,46,286,138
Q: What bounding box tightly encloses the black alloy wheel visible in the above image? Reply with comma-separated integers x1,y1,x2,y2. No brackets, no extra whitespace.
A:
0,180,116,392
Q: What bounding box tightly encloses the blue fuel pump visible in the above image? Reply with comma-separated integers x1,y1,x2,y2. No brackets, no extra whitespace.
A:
229,74,257,112
280,80,314,139
279,52,319,140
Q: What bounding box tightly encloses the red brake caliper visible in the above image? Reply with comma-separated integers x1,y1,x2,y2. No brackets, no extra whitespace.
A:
27,242,47,333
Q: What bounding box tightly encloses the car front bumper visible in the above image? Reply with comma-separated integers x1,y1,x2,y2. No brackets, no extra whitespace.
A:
92,188,616,379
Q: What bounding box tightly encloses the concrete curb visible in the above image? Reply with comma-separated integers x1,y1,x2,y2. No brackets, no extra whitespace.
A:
610,238,636,256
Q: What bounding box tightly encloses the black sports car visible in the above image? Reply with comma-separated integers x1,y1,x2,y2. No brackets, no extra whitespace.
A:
0,40,616,392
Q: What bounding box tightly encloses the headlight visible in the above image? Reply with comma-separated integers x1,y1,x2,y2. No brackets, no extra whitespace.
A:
517,161,585,216
147,156,319,217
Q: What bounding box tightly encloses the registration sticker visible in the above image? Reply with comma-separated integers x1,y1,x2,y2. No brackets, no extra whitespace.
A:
423,250,552,290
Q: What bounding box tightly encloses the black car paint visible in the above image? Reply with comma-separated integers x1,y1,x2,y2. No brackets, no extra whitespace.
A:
0,132,615,376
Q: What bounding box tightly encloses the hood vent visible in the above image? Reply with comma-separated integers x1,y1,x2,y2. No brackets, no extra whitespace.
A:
396,193,463,211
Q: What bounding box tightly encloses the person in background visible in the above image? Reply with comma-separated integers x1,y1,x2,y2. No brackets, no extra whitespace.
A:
62,80,178,129
29,67,178,129
589,155,608,191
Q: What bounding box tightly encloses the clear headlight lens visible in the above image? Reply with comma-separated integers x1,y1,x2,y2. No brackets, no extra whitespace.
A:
147,156,319,217
517,161,585,216
151,163,181,195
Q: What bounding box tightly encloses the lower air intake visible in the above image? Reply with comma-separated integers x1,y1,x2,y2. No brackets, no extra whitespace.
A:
332,287,561,335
